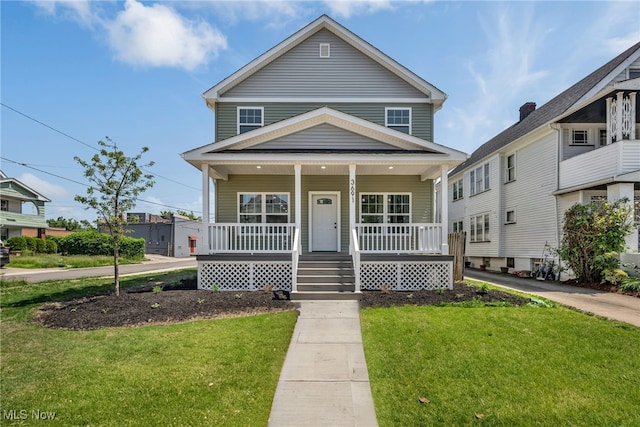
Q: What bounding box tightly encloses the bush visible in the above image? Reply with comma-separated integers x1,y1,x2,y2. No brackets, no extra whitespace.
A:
34,238,47,254
5,236,27,252
558,199,634,283
45,239,58,254
56,231,144,259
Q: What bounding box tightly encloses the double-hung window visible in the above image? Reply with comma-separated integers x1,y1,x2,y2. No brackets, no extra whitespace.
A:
0,200,8,211
385,108,411,134
360,193,410,224
238,193,289,224
506,154,515,182
469,213,490,242
238,107,263,134
469,163,490,196
452,220,464,233
452,179,463,201
571,130,589,145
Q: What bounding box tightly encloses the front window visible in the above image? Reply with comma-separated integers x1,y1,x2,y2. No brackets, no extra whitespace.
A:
360,193,410,224
470,163,490,196
238,107,263,134
571,130,589,145
238,193,289,223
385,108,411,134
470,213,490,242
0,200,7,211
452,179,463,201
506,154,515,182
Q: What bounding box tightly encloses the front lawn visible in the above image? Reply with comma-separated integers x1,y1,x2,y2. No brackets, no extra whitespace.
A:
361,305,640,426
0,273,298,426
6,253,142,269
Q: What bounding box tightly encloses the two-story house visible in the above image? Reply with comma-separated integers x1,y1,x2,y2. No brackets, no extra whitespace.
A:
447,42,640,276
182,15,467,298
0,170,51,242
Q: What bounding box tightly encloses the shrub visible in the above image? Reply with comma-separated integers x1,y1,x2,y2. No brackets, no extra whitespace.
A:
56,231,144,259
44,239,58,254
558,199,634,283
119,236,145,260
619,277,640,293
34,238,47,254
24,236,38,252
5,236,27,252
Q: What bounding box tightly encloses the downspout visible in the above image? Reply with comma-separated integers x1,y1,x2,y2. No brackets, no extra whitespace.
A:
550,123,562,280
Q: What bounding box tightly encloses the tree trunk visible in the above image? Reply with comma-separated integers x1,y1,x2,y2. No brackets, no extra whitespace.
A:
114,240,120,297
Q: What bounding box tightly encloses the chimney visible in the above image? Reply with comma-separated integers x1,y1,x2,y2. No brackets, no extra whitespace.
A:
519,102,536,121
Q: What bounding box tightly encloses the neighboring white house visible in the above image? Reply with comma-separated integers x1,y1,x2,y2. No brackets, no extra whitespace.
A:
446,41,640,275
182,15,467,297
0,170,51,241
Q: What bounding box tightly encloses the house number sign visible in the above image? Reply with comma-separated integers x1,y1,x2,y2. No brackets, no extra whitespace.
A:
350,179,355,203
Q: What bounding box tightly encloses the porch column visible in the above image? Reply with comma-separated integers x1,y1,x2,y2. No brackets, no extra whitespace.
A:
440,164,449,255
294,164,302,229
606,97,613,145
629,92,637,140
201,164,210,255
616,92,624,142
608,183,638,252
349,164,356,254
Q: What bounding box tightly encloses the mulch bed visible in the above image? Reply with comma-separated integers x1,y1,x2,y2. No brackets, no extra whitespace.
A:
34,279,532,330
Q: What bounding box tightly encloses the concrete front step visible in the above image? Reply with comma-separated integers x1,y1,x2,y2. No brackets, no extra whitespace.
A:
290,291,362,301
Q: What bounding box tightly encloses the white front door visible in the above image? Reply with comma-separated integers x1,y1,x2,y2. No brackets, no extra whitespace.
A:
311,193,339,251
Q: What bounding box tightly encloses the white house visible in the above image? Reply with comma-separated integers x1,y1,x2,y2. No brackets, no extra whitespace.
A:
447,42,640,275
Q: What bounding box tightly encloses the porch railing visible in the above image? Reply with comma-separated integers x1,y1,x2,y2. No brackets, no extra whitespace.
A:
291,228,301,293
207,223,295,253
355,223,443,253
351,228,361,292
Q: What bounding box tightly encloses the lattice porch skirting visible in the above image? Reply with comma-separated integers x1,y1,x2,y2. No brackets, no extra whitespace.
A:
197,259,292,291
359,258,453,291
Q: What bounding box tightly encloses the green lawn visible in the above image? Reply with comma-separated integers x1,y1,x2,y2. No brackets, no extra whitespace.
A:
1,272,298,426
6,254,142,269
361,305,640,426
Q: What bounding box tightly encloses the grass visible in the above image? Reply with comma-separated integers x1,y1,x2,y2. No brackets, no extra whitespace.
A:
361,305,640,426
6,254,143,269
0,271,298,426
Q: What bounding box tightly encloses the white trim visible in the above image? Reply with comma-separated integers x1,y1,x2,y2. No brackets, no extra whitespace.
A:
308,191,341,252
216,97,430,104
505,153,516,183
505,208,516,224
319,42,330,58
237,192,291,224
359,192,412,224
237,106,264,134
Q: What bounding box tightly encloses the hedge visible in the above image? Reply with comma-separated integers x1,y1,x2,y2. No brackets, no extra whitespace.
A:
57,231,145,259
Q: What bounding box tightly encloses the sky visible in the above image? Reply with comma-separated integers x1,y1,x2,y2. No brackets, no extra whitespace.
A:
2,0,639,223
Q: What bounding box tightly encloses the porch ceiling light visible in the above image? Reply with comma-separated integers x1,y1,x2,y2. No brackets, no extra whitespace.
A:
256,165,262,169
321,166,326,169
388,166,394,170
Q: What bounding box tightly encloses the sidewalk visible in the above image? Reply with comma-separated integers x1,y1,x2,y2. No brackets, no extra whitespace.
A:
465,269,640,327
268,301,378,427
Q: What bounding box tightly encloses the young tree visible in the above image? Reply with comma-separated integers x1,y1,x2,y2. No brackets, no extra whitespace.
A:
558,199,634,283
74,137,155,296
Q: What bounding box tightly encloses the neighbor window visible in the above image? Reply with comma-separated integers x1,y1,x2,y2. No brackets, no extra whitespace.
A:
0,200,7,211
599,129,607,146
506,209,516,224
452,179,463,201
238,193,289,223
470,213,490,242
629,69,640,79
452,220,464,233
571,129,589,145
238,107,264,134
470,163,490,196
360,193,410,224
385,108,411,134
506,154,515,182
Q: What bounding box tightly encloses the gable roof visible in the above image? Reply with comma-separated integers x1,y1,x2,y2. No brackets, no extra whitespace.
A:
450,41,640,176
203,15,446,110
0,174,51,202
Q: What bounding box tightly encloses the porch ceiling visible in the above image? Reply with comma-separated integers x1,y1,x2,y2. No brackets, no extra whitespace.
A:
206,162,444,180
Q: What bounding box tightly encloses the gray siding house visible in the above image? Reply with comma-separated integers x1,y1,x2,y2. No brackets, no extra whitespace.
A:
447,42,640,276
182,15,467,298
123,213,202,258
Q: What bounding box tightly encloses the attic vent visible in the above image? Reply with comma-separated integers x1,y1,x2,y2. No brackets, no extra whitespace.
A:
319,43,330,58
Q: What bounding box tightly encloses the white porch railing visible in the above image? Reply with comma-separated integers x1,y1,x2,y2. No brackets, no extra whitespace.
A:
291,228,301,293
355,223,443,253
350,228,361,292
207,223,295,253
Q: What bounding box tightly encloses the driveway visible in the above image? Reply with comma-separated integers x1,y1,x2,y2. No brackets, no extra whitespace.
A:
0,255,197,283
465,269,640,327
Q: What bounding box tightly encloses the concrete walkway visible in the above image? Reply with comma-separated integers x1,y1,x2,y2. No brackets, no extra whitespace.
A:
268,300,378,427
465,269,640,327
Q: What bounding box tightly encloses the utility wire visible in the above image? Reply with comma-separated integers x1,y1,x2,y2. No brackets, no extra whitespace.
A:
1,102,200,192
0,156,202,214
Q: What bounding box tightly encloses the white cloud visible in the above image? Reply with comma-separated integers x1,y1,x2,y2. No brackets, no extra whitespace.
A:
105,0,227,70
18,173,70,199
323,0,394,19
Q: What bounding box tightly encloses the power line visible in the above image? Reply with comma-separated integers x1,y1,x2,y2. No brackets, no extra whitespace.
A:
1,102,200,192
0,156,203,214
